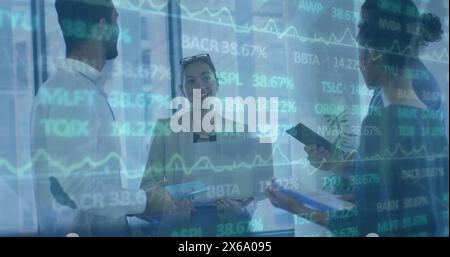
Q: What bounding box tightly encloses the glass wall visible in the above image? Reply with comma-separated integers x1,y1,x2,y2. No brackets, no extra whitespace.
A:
0,0,448,236
0,0,36,235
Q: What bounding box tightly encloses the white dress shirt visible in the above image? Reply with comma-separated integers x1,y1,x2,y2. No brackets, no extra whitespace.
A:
31,59,146,236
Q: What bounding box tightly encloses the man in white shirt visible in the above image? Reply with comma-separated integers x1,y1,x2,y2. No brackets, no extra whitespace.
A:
31,0,151,236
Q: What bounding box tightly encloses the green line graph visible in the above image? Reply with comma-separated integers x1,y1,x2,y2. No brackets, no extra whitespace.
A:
1,143,448,180
115,0,449,64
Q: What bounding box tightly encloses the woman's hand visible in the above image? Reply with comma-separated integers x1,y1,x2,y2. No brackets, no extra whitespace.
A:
145,186,178,216
174,198,196,214
265,185,304,215
139,186,197,222
265,181,331,226
304,145,345,172
215,197,246,219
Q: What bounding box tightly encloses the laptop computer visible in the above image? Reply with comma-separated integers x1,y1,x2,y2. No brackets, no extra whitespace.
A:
170,136,274,203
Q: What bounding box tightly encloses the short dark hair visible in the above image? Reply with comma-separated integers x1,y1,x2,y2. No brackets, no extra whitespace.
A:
358,0,442,69
55,0,115,54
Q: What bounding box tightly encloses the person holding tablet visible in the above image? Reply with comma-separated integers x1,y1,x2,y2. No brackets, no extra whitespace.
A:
266,0,449,237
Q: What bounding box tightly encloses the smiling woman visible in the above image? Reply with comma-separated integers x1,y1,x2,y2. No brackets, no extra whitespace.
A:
139,54,275,237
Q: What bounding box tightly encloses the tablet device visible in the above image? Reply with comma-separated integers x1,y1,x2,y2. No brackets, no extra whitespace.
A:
286,122,344,154
188,137,274,201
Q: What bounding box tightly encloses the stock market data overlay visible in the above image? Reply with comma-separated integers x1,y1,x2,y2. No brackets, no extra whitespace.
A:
0,0,448,237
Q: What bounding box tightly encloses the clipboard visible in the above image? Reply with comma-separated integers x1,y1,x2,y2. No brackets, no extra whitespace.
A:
272,181,355,212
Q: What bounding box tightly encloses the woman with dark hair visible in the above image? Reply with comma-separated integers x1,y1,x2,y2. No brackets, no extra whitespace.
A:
267,0,449,236
140,54,256,236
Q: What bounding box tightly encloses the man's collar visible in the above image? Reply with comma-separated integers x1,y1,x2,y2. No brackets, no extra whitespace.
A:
58,58,102,83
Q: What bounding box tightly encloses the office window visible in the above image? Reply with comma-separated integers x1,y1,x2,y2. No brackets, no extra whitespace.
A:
0,0,37,235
